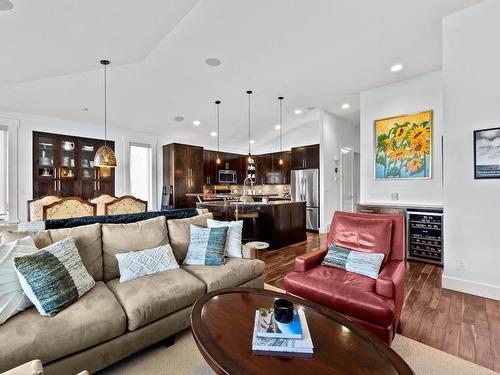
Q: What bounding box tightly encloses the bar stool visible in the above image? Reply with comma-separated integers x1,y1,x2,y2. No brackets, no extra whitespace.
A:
235,210,259,243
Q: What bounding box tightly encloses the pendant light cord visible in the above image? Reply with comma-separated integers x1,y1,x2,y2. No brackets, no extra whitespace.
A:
104,63,107,146
278,97,284,153
215,100,221,153
247,90,252,156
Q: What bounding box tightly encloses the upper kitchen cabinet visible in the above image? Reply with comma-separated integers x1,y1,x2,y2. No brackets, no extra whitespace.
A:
163,143,203,208
203,150,218,185
291,144,319,169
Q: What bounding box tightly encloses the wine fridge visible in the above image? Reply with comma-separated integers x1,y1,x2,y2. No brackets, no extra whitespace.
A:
406,210,444,265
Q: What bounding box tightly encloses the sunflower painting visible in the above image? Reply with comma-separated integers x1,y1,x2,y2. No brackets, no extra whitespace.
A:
374,110,432,179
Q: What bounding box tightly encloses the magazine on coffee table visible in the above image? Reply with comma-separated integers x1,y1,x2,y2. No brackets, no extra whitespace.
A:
252,309,314,355
255,307,303,339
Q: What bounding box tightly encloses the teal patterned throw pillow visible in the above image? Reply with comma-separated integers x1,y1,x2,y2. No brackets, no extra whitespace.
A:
322,244,384,279
13,237,95,317
183,225,228,266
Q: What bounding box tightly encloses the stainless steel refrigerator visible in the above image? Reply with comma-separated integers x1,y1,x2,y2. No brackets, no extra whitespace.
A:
291,169,319,231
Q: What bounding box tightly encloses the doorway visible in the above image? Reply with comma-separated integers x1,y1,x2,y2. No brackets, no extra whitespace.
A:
340,148,360,212
0,126,8,222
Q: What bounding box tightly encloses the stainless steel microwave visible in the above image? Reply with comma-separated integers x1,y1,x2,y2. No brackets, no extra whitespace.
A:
218,170,237,184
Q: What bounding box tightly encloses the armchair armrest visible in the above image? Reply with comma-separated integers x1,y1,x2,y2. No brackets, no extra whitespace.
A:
376,260,405,300
294,249,328,272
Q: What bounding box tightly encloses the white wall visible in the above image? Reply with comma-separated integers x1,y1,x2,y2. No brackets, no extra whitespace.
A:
359,71,443,205
0,109,164,222
0,128,7,215
319,110,359,233
442,0,500,300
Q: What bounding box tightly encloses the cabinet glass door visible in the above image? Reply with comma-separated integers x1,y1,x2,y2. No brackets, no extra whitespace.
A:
34,134,57,197
58,136,77,196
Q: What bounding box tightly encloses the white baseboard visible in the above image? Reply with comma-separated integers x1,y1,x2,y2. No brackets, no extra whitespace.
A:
442,275,500,301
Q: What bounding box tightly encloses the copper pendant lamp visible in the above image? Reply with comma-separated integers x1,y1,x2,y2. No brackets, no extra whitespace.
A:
94,59,117,177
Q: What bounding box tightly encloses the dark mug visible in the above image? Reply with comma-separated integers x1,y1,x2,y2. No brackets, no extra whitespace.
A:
274,299,294,323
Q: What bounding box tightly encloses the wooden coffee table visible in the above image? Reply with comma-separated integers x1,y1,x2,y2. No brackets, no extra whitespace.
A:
191,288,414,375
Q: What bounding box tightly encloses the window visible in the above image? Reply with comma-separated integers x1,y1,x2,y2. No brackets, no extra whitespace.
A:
129,143,153,205
0,127,8,221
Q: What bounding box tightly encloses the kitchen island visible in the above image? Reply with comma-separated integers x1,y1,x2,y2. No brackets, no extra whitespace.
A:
196,200,306,249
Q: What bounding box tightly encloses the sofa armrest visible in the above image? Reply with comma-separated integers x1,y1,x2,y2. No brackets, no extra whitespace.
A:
376,260,405,300
294,249,328,272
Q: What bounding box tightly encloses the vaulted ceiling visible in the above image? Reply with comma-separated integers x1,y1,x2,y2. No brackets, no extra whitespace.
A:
0,0,482,152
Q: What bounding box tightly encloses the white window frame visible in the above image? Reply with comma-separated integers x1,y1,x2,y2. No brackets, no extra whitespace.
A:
0,118,19,223
128,142,156,209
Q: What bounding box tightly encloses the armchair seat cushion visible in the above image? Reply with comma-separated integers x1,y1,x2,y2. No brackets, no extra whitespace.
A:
284,266,395,327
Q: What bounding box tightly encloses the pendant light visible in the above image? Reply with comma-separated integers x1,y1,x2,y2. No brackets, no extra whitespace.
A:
215,100,221,165
246,90,253,163
278,96,284,165
94,59,117,178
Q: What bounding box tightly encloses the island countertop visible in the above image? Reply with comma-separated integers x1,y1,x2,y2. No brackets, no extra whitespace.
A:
196,200,306,249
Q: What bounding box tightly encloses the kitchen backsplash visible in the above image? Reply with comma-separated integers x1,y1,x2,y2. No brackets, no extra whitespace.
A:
230,184,291,196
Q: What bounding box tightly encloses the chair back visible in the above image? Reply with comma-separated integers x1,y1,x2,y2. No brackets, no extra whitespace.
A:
327,211,405,263
28,195,62,221
104,195,147,216
89,193,118,216
43,197,97,220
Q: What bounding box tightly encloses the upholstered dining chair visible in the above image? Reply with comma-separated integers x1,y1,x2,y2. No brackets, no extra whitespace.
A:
27,195,62,221
89,193,118,216
42,197,97,220
104,195,147,216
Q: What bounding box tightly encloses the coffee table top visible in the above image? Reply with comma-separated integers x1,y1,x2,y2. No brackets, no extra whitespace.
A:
191,288,414,375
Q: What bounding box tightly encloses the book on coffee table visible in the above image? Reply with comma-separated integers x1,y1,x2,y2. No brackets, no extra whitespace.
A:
255,307,303,339
252,309,314,355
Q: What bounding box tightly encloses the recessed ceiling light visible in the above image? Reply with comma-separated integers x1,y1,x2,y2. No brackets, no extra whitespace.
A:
173,116,184,122
205,58,221,67
274,124,281,130
341,103,350,109
0,0,14,11
80,107,89,112
390,64,403,72
294,109,302,115
210,131,217,137
192,120,201,126
307,106,316,111
249,139,255,144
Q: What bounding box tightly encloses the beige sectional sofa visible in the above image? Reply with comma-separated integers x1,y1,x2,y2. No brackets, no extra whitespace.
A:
0,213,265,375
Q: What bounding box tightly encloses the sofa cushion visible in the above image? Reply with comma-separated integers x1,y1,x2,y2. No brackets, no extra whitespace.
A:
167,213,213,262
182,258,265,292
284,266,395,327
101,216,168,282
106,268,205,331
0,281,126,373
50,223,102,281
0,230,52,249
328,215,393,265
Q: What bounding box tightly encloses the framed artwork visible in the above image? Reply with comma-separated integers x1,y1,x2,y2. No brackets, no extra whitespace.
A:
474,127,500,179
374,110,432,179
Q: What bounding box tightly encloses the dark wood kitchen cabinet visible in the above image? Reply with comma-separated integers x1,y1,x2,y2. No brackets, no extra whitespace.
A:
163,143,203,208
33,131,115,200
291,144,319,169
203,150,218,185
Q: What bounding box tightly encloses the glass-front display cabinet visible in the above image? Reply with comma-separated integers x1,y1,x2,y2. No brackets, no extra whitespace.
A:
33,131,115,200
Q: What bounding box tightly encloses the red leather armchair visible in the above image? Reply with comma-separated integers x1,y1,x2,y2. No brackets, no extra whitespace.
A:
284,211,405,344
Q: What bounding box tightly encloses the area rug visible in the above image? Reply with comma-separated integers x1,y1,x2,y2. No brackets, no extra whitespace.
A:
99,284,497,375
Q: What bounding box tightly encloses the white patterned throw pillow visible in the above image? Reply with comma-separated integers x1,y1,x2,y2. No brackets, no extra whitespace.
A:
0,237,38,324
207,219,243,258
115,244,179,283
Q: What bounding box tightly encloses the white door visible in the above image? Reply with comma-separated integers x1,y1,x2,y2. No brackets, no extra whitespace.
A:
341,148,357,212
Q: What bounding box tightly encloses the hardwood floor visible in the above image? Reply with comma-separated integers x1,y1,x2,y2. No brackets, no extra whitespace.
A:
256,232,500,371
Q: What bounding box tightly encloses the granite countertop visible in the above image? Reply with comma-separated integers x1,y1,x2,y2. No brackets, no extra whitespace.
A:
197,200,304,207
